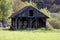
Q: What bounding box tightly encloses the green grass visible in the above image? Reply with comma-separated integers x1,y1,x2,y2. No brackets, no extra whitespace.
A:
0,28,60,40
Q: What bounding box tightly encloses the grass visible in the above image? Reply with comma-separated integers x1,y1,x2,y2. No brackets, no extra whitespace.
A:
0,27,60,40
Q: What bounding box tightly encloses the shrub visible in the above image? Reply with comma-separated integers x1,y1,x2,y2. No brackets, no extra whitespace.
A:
46,22,53,30
49,18,60,29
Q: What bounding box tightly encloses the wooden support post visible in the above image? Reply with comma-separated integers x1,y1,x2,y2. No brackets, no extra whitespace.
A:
15,18,18,30
38,18,40,28
13,19,15,27
27,18,29,28
22,20,24,29
29,18,32,28
36,18,38,28
18,18,21,29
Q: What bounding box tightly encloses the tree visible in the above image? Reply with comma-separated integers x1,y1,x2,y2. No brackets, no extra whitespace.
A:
13,0,37,12
40,8,51,18
0,0,13,27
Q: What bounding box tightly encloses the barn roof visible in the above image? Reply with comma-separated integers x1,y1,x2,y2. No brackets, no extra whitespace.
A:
9,6,49,18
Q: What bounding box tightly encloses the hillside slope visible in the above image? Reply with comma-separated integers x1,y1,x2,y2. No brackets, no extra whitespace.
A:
19,0,60,12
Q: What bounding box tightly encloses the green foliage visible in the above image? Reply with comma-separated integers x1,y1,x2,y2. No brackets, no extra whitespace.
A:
25,0,37,7
49,11,60,29
0,0,13,21
13,0,37,12
40,8,51,18
49,18,60,29
51,12,60,20
46,22,53,30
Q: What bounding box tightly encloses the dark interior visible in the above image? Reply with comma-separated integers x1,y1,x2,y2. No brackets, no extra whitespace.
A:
29,10,33,16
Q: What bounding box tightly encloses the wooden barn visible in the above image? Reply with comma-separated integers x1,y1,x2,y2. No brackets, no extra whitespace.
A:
9,6,49,30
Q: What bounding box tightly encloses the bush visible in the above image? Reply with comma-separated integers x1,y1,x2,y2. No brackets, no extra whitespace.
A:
49,18,60,29
46,22,53,30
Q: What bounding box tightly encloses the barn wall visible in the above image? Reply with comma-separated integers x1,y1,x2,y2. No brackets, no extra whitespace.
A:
16,7,47,18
